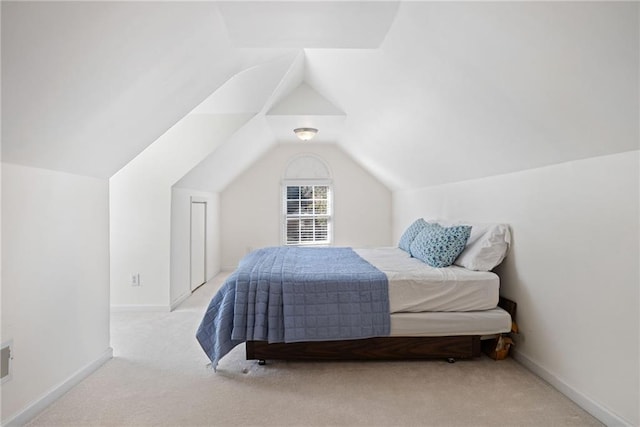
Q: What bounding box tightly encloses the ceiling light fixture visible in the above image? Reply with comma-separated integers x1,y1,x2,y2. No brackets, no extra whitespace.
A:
293,127,318,141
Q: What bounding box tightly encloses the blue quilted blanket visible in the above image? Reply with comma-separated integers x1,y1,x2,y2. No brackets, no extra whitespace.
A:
196,246,390,369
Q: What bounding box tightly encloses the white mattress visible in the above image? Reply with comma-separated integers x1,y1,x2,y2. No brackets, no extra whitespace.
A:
390,308,512,336
355,247,499,313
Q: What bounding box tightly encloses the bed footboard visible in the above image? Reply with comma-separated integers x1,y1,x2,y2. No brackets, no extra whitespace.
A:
246,336,481,362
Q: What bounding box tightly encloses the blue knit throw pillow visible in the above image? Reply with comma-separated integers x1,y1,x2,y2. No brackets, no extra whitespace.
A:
398,218,428,252
409,223,472,268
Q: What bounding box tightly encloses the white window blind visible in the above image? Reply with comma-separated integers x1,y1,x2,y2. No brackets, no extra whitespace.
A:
283,184,332,245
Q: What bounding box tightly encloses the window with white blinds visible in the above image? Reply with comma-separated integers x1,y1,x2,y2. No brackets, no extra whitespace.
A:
283,184,332,245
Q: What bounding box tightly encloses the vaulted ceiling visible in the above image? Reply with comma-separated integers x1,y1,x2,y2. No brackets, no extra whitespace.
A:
2,1,638,190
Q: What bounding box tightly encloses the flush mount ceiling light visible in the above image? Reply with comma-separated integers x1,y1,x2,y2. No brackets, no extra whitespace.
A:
293,127,318,141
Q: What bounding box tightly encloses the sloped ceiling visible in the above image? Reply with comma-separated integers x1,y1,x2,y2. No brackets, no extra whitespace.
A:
217,1,399,48
3,1,638,190
175,52,306,191
305,1,639,189
1,1,290,178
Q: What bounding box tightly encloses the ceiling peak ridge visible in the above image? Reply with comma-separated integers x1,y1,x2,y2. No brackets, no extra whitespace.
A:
260,50,307,115
264,79,346,144
266,81,345,117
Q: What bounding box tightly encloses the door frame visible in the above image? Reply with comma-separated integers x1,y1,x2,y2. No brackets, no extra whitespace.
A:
190,198,207,292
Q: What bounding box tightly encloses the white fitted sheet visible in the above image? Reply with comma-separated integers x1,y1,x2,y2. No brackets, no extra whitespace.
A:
355,247,499,313
390,308,512,336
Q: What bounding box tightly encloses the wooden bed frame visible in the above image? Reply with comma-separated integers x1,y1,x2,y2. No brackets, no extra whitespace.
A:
246,335,481,362
245,298,516,363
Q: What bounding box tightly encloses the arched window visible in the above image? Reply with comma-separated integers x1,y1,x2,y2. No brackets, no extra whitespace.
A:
282,155,332,246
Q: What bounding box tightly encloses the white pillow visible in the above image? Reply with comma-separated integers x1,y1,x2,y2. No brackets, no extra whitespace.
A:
433,220,511,271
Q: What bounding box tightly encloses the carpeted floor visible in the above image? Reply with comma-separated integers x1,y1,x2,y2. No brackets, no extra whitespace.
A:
28,273,602,426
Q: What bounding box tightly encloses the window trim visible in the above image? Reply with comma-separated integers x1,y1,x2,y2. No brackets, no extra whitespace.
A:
281,180,333,246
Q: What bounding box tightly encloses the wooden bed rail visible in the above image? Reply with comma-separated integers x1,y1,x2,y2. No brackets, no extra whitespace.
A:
246,335,481,362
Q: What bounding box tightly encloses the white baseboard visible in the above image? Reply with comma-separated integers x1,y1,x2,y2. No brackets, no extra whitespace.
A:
512,349,633,427
3,347,113,427
110,304,171,312
170,291,192,311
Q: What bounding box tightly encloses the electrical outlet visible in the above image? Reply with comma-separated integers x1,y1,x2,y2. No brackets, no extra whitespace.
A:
130,273,140,286
1,340,13,384
512,331,524,345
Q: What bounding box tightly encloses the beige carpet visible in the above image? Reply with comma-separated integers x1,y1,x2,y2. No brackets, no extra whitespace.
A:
28,274,602,427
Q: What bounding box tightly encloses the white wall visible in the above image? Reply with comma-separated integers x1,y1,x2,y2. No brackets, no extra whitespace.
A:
220,143,392,269
393,151,639,426
1,163,111,425
170,188,220,308
110,114,250,309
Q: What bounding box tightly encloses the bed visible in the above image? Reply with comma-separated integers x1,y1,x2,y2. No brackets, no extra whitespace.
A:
196,220,512,368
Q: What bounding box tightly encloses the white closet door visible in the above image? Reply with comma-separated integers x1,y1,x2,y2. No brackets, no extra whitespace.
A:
190,202,206,291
